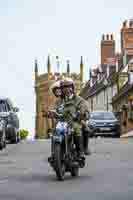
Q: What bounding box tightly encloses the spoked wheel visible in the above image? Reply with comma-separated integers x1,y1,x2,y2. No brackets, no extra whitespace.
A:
54,144,65,181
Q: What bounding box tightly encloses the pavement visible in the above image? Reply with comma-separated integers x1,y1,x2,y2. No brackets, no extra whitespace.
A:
120,130,133,138
0,138,133,200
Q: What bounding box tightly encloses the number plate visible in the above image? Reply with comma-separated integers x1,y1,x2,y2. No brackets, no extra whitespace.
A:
100,127,111,131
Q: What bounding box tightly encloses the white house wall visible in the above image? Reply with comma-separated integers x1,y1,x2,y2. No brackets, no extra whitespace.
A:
87,84,118,112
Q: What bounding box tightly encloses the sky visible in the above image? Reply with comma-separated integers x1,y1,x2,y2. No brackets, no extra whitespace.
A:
1,0,133,134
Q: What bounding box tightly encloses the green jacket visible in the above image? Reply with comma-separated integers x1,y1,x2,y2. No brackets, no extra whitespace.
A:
62,95,89,136
63,95,89,119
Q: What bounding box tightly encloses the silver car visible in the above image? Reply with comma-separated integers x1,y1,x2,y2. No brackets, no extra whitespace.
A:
0,97,20,144
88,111,121,137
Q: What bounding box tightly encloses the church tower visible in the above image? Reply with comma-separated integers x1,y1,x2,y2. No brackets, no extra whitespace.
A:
80,56,84,82
47,55,52,80
66,60,70,76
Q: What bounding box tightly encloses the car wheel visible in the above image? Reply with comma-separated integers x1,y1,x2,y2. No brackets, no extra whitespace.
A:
0,130,6,150
0,141,4,150
0,139,4,150
17,132,21,143
10,129,18,144
114,131,121,138
11,136,17,144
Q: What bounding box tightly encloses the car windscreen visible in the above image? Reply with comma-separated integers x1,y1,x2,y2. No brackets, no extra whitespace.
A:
90,112,116,120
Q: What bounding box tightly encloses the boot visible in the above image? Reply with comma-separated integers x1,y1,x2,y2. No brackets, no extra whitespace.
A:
83,134,91,156
74,136,84,159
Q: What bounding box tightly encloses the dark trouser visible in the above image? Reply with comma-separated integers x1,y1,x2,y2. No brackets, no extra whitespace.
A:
82,128,91,155
73,135,84,157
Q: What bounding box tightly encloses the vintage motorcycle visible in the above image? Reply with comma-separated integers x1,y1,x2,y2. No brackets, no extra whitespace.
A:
48,109,85,181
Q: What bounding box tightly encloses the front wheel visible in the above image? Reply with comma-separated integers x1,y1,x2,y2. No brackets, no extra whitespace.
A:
54,144,65,181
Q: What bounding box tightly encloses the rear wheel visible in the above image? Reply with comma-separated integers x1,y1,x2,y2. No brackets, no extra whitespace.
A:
54,144,65,181
71,166,79,177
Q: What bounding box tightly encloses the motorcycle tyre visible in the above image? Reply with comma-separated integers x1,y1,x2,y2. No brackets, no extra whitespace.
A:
71,166,79,177
54,144,65,181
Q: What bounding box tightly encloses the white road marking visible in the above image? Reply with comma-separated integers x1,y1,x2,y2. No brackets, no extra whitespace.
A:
0,177,8,184
23,168,33,174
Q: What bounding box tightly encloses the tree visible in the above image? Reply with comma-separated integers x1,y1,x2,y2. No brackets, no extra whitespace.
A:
19,129,29,140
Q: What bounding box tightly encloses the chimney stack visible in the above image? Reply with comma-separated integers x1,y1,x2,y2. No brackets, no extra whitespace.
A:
106,34,109,40
123,20,127,28
129,20,133,27
47,55,51,80
66,60,70,75
111,34,113,40
101,34,115,65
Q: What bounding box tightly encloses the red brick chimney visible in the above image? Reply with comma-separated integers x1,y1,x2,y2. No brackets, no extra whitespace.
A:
101,34,115,65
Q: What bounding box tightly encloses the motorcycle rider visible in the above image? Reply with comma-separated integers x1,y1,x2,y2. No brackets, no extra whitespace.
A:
48,80,64,130
50,80,63,108
60,77,90,158
81,112,91,155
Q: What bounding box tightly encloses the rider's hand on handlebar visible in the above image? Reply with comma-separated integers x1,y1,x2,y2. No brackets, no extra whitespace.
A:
81,120,87,126
47,111,56,118
42,110,55,118
42,110,48,117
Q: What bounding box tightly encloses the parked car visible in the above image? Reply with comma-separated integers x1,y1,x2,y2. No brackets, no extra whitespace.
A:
0,97,20,144
88,111,121,137
0,112,7,150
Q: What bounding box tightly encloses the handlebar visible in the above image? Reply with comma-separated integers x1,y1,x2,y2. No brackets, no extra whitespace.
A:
43,109,89,123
